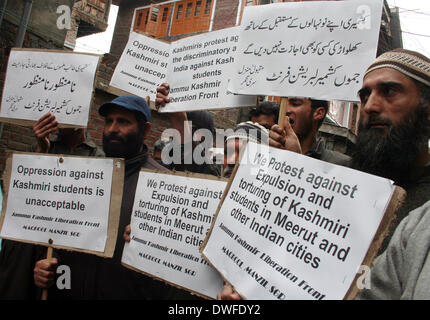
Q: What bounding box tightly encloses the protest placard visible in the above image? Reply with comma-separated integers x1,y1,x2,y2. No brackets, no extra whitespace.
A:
0,153,123,257
163,26,256,112
0,49,100,127
227,0,383,102
201,142,405,300
109,32,170,102
109,27,256,112
121,169,227,299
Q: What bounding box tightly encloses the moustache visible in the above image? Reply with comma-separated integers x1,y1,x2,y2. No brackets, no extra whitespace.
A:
360,115,392,130
103,133,126,144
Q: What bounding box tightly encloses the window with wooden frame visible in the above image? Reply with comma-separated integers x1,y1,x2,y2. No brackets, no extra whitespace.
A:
170,0,214,35
133,4,171,38
132,0,214,38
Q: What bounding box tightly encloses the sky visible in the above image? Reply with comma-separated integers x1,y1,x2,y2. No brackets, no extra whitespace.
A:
74,1,430,57
74,5,119,55
386,0,430,57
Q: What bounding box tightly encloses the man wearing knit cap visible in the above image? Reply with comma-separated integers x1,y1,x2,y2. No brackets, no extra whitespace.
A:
353,49,430,249
223,121,269,178
221,49,430,300
355,49,430,300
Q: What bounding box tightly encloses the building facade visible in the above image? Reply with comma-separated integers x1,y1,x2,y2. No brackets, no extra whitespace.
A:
0,0,403,176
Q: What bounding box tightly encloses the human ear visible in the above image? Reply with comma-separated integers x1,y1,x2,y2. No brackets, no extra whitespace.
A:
313,107,326,123
143,122,152,139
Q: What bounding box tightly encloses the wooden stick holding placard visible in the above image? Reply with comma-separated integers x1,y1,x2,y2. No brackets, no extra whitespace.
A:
278,97,288,129
41,238,53,300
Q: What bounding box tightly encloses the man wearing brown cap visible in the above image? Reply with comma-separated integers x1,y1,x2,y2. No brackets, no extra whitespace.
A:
354,49,430,299
221,49,430,300
352,49,430,250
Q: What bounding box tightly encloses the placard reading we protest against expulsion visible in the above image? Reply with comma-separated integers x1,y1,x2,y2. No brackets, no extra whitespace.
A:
109,27,256,112
122,170,227,299
0,49,100,127
227,0,383,101
0,153,123,257
201,142,404,300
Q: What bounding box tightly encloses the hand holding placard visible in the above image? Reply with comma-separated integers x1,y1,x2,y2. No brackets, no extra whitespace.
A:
0,153,123,258
0,49,100,127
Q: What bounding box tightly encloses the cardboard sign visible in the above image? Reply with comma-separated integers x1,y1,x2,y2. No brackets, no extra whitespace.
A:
227,0,383,102
201,142,404,300
0,153,123,257
122,170,227,299
163,26,256,112
109,27,256,112
109,32,170,100
0,49,100,127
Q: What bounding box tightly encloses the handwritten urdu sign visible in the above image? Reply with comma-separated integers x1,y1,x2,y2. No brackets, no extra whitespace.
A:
109,27,256,112
201,142,399,300
0,153,123,257
0,49,100,126
122,170,227,299
227,0,384,102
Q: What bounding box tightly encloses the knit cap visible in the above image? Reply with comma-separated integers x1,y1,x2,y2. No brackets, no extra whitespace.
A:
364,48,430,87
226,121,269,145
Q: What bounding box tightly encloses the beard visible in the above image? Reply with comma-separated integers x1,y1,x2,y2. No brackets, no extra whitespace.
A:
295,112,314,141
103,130,144,160
351,103,430,185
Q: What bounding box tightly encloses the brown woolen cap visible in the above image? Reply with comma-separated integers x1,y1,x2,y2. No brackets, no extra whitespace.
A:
364,48,430,87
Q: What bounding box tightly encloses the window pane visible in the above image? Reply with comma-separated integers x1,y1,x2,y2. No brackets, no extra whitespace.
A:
176,4,183,19
204,0,212,14
186,2,193,18
144,10,149,24
151,7,159,22
162,7,169,21
136,12,143,26
195,1,201,16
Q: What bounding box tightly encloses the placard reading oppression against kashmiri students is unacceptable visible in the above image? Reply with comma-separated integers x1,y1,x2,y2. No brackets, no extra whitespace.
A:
0,153,121,257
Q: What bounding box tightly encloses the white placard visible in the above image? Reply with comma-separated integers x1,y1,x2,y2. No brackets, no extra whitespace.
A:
202,142,395,300
164,27,256,112
0,154,114,253
122,171,227,299
0,49,100,126
227,0,383,102
109,27,256,112
109,32,170,100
